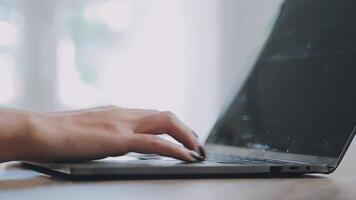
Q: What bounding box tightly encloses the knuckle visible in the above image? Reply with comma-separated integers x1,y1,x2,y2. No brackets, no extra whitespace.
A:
161,111,177,123
106,105,118,110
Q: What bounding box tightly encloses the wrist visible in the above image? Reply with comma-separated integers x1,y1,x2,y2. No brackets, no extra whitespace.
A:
0,109,41,162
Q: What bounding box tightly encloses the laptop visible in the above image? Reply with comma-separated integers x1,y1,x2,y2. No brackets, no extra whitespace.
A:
24,0,356,179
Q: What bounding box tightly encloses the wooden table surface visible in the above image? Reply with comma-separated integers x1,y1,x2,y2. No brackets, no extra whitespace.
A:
1,141,356,200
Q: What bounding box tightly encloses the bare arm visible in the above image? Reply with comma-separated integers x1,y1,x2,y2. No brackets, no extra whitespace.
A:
0,106,204,163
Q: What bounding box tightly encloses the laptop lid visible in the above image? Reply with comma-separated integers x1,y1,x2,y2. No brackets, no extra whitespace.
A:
206,0,356,168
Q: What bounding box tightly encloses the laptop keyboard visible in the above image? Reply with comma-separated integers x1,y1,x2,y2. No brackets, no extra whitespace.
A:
207,154,288,165
135,153,288,165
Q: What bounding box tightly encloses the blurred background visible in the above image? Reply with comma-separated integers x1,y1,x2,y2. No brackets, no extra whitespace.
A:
0,0,282,140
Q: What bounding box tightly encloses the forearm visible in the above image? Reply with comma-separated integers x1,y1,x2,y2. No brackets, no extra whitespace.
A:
0,106,203,164
0,108,35,163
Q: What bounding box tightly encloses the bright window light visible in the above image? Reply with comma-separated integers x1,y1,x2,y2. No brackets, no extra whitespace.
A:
57,38,98,107
0,20,17,46
84,0,134,32
0,52,17,104
58,1,189,117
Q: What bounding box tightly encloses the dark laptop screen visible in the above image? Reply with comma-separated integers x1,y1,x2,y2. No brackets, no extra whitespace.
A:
207,0,356,158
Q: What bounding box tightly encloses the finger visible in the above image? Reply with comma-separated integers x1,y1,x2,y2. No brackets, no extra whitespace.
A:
135,111,200,152
126,108,159,118
128,134,203,162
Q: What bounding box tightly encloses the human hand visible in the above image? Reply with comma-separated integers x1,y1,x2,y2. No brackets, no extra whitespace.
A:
21,106,205,163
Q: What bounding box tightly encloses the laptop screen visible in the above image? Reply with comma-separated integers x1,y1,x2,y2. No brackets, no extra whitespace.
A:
207,0,356,158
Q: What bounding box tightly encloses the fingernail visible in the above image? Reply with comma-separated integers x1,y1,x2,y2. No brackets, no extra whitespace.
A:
190,150,205,161
192,131,199,138
198,145,206,158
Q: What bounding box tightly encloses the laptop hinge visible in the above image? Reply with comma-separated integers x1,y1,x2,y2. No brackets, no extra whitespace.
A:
327,164,337,173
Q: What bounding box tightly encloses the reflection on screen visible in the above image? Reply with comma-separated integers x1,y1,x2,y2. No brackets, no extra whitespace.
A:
207,0,356,158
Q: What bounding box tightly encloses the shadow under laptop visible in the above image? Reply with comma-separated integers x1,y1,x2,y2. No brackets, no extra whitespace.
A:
0,163,63,190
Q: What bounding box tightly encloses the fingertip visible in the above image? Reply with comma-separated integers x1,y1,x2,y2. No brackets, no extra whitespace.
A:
189,150,205,161
130,134,198,162
182,150,198,163
198,145,206,158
